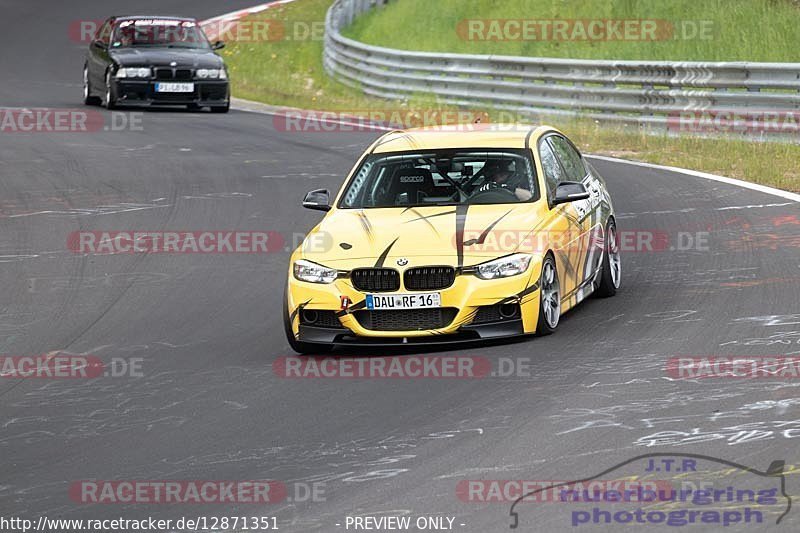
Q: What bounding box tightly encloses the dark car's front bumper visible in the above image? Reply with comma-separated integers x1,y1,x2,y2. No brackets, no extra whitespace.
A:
112,79,229,106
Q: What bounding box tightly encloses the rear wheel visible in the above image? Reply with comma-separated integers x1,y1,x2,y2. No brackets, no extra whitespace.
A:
283,287,334,355
535,254,560,335
595,219,621,297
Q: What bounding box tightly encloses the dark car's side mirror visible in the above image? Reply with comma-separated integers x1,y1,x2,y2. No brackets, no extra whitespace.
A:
552,181,590,206
303,189,331,212
212,40,225,50
92,40,108,50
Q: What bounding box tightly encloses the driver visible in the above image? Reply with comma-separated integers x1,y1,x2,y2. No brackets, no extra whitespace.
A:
475,160,532,201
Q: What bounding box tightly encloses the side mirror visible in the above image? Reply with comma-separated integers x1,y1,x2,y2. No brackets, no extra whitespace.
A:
92,40,108,50
212,40,225,50
553,181,590,206
303,189,331,212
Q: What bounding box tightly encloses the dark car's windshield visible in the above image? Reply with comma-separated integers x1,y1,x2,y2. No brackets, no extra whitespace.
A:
339,149,538,209
111,19,210,49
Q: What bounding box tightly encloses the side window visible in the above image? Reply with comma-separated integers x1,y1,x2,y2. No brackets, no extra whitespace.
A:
548,136,586,182
538,141,564,200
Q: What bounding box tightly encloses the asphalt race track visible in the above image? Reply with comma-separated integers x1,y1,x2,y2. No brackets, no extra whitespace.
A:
2,1,800,532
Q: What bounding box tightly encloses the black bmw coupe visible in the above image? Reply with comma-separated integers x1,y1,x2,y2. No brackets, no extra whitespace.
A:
83,16,230,112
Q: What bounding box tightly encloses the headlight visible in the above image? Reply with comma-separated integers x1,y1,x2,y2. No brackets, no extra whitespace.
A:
293,259,338,284
117,67,149,78
474,253,532,280
115,67,151,79
197,69,224,79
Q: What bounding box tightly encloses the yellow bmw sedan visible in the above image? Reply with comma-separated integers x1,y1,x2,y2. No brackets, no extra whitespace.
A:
284,125,621,353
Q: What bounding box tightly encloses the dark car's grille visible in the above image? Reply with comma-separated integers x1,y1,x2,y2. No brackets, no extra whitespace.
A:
351,268,400,292
404,266,455,291
154,68,193,80
353,308,458,331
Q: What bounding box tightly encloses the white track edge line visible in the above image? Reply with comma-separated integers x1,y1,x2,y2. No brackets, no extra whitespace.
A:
586,154,800,203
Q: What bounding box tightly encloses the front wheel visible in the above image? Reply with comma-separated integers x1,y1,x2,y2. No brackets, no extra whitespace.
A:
104,71,117,110
283,288,334,355
595,219,621,297
535,255,561,335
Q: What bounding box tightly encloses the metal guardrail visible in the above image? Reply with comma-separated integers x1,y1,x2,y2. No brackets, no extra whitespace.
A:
323,0,800,134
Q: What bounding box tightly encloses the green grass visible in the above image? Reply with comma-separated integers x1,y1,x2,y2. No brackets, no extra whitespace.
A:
346,0,800,62
225,0,800,192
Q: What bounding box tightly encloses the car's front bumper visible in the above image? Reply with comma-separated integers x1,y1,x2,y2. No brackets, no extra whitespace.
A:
286,264,543,345
111,79,229,106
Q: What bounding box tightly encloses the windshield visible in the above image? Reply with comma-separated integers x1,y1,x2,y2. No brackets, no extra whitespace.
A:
111,19,210,49
339,149,538,209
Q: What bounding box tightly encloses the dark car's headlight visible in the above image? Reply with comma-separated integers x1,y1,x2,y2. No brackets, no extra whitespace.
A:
116,67,151,79
474,253,532,280
293,259,337,284
196,68,226,80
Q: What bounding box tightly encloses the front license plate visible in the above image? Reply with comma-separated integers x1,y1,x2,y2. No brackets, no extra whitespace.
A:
366,293,441,310
155,82,194,93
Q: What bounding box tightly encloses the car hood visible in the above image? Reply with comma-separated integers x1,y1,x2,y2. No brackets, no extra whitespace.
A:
109,47,223,68
300,203,550,268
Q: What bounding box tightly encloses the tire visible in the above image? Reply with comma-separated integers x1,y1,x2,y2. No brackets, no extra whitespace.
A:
283,287,334,355
535,254,561,336
210,102,229,113
83,65,100,106
104,71,117,110
595,218,621,297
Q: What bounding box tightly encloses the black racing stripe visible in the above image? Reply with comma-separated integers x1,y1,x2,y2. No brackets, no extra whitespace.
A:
374,237,399,268
518,282,540,298
370,130,405,153
404,209,457,223
454,204,469,269
357,211,374,242
404,208,442,236
464,208,514,246
289,299,312,323
498,282,540,305
336,299,367,317
556,249,576,280
524,127,535,150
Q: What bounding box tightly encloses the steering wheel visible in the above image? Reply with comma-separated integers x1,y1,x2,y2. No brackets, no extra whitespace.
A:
468,186,518,204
